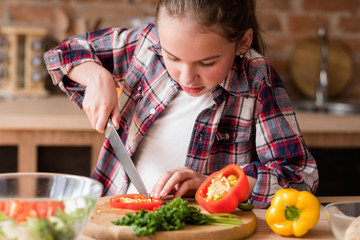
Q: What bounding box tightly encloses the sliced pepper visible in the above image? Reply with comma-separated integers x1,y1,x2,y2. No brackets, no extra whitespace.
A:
265,188,320,237
110,194,162,211
195,164,249,213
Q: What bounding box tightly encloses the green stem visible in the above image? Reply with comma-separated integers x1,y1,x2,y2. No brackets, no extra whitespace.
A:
209,222,242,227
206,213,243,227
285,205,300,221
209,213,242,219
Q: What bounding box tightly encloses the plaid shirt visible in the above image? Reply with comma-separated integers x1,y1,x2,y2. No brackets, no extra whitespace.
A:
44,24,318,208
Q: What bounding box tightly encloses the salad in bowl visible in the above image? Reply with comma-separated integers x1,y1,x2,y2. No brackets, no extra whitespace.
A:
0,172,103,240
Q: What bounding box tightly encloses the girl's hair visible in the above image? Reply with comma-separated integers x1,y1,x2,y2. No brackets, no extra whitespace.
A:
155,0,265,55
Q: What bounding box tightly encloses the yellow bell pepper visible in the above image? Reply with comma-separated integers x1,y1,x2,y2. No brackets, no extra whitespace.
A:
265,188,320,237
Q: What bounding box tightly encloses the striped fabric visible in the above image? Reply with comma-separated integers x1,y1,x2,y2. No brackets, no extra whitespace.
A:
44,24,318,208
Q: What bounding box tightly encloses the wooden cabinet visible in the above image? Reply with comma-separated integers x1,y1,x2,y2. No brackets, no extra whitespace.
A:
295,112,360,196
0,96,104,176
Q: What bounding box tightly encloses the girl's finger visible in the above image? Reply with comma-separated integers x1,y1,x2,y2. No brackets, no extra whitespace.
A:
151,169,178,198
111,104,121,129
96,112,108,133
84,103,98,131
158,168,197,197
173,179,199,198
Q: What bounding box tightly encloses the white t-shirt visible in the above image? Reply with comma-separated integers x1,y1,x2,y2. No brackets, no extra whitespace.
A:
127,89,214,194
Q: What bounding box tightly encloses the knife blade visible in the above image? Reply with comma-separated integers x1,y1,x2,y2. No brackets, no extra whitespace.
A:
105,119,150,199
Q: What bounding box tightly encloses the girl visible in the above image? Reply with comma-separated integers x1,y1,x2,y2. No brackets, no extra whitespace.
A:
44,0,318,208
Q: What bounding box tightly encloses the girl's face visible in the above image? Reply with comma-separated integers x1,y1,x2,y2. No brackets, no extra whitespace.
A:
157,13,238,96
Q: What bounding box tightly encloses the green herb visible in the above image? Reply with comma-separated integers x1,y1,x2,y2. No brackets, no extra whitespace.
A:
112,197,243,236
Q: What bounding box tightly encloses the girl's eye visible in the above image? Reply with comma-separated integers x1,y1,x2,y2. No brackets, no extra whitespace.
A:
166,55,215,67
166,56,178,62
200,62,215,67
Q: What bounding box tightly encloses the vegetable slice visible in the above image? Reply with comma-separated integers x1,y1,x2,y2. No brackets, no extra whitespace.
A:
110,194,162,211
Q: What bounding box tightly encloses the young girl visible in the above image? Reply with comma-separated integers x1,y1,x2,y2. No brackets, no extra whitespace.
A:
44,0,318,208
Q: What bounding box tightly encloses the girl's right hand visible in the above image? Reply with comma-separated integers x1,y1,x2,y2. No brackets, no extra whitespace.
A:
67,62,120,133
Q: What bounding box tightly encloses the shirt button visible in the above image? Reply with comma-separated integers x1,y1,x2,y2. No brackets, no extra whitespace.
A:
225,133,230,140
149,108,156,115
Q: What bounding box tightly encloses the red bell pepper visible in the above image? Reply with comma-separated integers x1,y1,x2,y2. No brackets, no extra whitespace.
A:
110,194,162,211
195,164,249,213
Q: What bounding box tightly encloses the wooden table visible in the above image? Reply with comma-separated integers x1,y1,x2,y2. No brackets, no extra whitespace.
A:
0,95,104,175
77,196,360,240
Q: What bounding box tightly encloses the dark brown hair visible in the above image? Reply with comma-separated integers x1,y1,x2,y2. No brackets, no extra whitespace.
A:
155,0,264,55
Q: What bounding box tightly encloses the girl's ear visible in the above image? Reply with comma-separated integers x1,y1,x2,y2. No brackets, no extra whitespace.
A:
236,28,253,55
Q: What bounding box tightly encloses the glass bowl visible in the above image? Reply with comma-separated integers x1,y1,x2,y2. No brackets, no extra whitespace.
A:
0,172,103,240
324,201,360,240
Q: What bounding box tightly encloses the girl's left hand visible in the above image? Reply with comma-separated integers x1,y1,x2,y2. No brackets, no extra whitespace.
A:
150,167,207,199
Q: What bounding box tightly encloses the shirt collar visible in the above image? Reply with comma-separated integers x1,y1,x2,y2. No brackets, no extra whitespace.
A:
219,56,249,98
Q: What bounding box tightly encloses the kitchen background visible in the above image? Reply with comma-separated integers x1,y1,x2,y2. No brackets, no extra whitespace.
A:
0,0,359,196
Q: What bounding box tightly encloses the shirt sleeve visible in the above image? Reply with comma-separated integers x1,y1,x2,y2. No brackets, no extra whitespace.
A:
43,25,145,108
242,66,319,208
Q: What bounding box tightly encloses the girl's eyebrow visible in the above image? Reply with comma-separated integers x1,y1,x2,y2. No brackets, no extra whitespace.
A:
162,47,221,61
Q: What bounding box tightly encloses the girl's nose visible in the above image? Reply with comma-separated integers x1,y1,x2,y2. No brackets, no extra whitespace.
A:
179,64,198,85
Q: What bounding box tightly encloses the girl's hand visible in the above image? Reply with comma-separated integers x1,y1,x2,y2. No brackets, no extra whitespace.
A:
150,167,207,199
67,62,120,133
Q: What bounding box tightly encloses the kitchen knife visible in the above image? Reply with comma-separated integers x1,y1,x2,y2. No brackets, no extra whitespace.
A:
105,119,150,199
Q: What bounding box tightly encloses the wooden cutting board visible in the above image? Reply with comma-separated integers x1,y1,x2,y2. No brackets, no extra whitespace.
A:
83,197,257,240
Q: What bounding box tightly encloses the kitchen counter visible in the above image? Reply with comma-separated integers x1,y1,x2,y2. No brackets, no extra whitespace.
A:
296,112,360,147
1,95,360,174
77,196,360,240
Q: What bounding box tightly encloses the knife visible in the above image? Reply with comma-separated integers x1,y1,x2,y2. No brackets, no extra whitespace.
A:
105,119,150,199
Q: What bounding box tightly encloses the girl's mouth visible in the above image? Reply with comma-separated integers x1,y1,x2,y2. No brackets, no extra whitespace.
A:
181,85,205,94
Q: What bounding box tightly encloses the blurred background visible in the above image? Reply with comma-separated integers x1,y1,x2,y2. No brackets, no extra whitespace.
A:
0,0,357,98
0,0,359,196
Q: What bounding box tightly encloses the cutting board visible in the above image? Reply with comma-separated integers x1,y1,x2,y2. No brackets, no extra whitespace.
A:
82,197,257,240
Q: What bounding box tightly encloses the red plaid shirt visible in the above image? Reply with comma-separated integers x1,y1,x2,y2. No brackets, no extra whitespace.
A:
44,24,318,208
